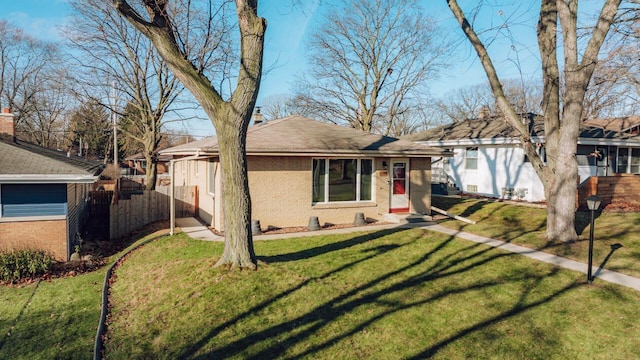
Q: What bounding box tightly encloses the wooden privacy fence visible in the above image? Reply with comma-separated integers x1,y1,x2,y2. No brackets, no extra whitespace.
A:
89,190,114,216
109,186,197,240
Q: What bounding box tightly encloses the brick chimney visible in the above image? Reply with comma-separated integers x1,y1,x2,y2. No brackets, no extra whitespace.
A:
0,108,15,139
478,106,491,119
253,106,264,125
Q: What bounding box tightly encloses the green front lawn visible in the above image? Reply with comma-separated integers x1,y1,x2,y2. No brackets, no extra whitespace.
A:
0,271,103,359
0,228,169,360
432,196,640,278
105,229,640,359
3,202,640,359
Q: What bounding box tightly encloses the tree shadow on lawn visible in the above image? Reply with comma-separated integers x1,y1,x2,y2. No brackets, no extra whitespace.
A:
448,205,633,280
0,281,41,352
574,209,604,237
259,228,400,263
457,199,491,219
177,225,580,359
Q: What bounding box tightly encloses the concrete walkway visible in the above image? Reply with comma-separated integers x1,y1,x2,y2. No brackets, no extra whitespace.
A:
424,223,640,292
174,217,640,292
175,217,223,241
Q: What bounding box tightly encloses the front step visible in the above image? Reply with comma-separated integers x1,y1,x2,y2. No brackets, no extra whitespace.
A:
383,213,433,224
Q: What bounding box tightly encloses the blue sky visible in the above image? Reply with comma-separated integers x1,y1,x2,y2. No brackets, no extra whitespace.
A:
1,0,547,134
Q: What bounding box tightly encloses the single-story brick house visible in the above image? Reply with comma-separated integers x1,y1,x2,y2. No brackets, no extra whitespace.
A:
0,109,104,261
160,115,450,231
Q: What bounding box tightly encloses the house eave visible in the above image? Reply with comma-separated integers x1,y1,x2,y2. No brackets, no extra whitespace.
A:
419,136,640,148
0,174,99,184
163,149,450,158
577,138,640,146
417,137,545,147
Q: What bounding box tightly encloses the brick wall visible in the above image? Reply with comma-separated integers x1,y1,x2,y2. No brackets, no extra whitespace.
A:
247,156,389,229
374,158,391,213
176,155,433,231
577,174,640,208
0,110,15,137
0,219,68,261
409,157,432,214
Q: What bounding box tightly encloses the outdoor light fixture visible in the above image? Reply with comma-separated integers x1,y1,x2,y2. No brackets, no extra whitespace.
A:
586,195,601,284
382,161,388,170
586,195,601,212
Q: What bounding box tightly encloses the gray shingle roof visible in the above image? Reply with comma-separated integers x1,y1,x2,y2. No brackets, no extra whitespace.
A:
404,113,544,142
161,116,448,157
583,116,640,133
405,113,640,143
0,134,104,179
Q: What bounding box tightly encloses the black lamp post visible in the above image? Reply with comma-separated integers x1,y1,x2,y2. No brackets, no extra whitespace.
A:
586,195,601,284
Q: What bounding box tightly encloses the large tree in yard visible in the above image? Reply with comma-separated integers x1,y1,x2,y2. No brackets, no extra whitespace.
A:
297,0,450,136
113,0,264,269
447,0,622,242
69,0,186,190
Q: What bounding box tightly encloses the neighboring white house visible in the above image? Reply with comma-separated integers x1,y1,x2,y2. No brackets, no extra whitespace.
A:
406,113,640,202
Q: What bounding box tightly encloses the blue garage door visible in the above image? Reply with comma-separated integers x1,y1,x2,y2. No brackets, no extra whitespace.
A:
1,184,67,217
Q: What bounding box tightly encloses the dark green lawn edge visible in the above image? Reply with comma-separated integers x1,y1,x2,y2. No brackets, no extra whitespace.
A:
93,231,170,360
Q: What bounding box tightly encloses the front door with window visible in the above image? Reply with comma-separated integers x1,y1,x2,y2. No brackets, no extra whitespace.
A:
390,159,409,213
596,147,608,176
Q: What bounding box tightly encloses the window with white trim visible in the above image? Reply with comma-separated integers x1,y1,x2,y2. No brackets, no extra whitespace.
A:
631,149,640,173
312,158,373,203
207,159,216,195
465,147,478,170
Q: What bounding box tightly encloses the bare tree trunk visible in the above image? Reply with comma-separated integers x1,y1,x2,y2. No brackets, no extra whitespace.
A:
215,115,255,268
144,151,157,191
537,0,564,240
113,0,265,269
447,0,621,243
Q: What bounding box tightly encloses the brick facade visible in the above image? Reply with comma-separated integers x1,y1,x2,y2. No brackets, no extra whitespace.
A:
247,156,388,228
577,174,640,208
0,219,68,261
176,155,433,231
0,109,15,137
409,157,432,214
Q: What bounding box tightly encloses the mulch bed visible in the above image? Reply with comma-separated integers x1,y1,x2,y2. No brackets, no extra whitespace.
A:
1,221,171,287
0,258,108,287
601,201,640,212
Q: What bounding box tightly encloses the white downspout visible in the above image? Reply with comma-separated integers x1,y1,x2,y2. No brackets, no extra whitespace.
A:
170,159,175,235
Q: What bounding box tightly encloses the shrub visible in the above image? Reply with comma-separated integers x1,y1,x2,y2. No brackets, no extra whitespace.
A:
0,249,54,283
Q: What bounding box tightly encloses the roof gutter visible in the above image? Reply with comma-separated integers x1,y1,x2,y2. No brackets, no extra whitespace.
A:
417,136,546,147
419,136,640,148
0,174,100,183
578,138,640,146
162,150,452,158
